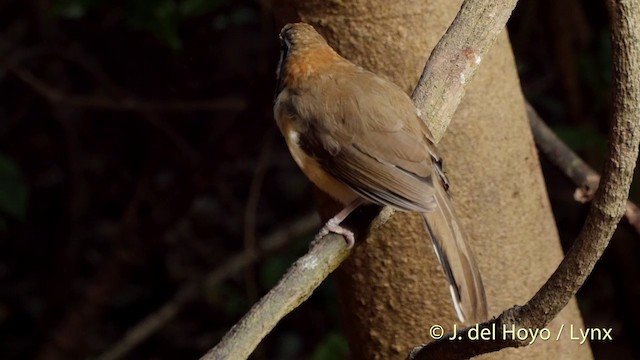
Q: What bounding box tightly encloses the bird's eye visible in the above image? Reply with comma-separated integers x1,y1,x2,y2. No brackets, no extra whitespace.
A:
277,38,289,74
275,34,290,99
280,34,291,50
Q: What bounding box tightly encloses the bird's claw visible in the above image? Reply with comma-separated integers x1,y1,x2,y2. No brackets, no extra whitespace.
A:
315,219,355,248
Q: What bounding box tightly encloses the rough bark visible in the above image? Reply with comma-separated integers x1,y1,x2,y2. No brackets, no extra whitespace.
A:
271,1,593,359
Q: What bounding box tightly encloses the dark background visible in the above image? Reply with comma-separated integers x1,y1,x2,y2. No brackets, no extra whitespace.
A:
0,0,637,359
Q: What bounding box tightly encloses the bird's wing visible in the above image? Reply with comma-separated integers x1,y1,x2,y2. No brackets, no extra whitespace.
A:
293,69,440,212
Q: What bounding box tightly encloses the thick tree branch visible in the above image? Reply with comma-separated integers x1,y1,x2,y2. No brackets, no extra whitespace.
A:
409,0,640,358
527,103,640,234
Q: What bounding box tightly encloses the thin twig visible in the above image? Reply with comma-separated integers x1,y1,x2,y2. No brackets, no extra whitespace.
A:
409,0,640,358
243,128,276,301
527,103,640,234
5,64,246,113
94,214,319,360
7,49,204,165
244,129,277,253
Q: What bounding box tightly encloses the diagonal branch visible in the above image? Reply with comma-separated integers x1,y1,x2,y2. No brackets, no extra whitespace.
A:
527,103,640,234
408,0,640,358
200,233,353,360
412,0,519,142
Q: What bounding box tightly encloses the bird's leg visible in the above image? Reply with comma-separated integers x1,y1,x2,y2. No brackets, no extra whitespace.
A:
315,199,364,248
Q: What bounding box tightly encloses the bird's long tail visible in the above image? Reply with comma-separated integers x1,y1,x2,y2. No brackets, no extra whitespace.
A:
422,180,488,324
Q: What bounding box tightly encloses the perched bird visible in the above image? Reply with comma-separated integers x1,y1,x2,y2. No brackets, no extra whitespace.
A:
273,22,487,323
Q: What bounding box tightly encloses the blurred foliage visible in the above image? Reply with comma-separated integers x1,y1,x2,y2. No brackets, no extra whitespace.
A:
126,0,184,50
206,283,249,319
178,0,229,18
275,332,305,359
311,332,349,360
211,6,257,30
259,235,311,289
260,252,293,289
52,0,256,50
0,154,28,226
553,126,608,154
52,0,105,18
578,30,613,114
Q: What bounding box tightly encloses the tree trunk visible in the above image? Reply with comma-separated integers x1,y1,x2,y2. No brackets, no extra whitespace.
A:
271,1,593,359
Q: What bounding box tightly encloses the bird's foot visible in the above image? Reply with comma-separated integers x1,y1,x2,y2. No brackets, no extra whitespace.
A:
315,217,355,248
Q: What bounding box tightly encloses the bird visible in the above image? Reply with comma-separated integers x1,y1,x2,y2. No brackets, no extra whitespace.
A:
273,22,488,324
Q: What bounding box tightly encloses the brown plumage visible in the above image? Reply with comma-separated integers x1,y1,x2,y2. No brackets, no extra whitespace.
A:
274,22,488,324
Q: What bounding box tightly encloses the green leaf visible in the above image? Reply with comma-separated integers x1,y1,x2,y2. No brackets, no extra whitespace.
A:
311,333,349,360
0,154,28,220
